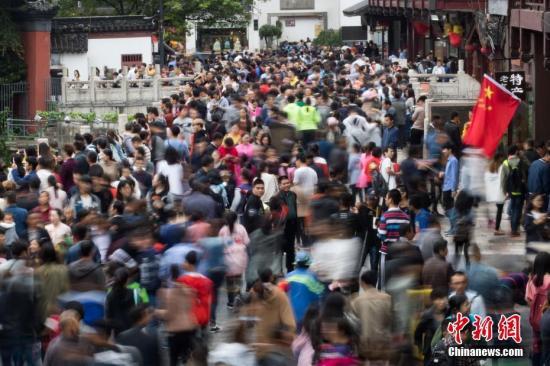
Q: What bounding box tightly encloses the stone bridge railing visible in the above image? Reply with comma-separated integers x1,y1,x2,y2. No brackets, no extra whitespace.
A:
59,75,194,115
408,61,481,101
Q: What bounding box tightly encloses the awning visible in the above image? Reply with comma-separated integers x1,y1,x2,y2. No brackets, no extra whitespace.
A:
343,0,370,17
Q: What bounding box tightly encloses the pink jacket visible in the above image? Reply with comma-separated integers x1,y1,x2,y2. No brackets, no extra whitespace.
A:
219,225,250,246
292,331,314,366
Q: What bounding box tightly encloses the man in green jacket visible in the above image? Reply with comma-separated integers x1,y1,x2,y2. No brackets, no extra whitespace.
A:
296,98,320,147
283,95,301,126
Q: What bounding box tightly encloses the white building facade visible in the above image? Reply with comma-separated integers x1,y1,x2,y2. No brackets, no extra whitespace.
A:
51,16,155,80
185,0,366,54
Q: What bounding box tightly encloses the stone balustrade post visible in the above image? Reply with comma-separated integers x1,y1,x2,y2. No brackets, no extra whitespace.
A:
122,74,128,104
153,64,161,101
61,74,67,105
118,113,128,133
89,66,96,103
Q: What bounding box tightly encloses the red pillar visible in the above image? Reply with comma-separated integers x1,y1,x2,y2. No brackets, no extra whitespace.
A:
13,6,57,118
22,30,51,118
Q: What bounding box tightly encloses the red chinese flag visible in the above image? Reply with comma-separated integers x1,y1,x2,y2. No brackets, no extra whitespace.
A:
463,74,521,157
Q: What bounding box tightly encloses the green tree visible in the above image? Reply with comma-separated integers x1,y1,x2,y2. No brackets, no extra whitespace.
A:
259,23,282,49
313,29,342,47
0,7,26,83
57,0,254,34
57,0,155,16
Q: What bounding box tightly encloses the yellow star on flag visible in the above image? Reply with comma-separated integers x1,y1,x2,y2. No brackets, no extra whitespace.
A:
484,86,494,99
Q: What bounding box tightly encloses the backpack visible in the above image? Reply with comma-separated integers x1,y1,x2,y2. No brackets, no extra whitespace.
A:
371,167,388,197
505,160,525,195
529,282,550,333
210,108,225,125
235,188,251,215
209,188,226,215
344,117,369,147
427,348,450,366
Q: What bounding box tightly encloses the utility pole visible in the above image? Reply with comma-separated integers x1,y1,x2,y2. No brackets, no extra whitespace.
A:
159,0,165,67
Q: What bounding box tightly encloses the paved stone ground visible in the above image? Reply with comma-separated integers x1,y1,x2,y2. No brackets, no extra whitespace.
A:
206,185,534,363
449,201,527,272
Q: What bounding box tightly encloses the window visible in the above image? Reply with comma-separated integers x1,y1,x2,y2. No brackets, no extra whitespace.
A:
280,0,314,10
121,54,143,68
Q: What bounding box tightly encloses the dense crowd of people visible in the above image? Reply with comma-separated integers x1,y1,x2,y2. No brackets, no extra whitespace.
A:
1,44,550,366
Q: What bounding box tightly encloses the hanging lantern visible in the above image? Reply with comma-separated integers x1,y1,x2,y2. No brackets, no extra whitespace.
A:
480,46,491,55
465,44,476,53
443,23,452,36
449,32,462,47
452,24,463,35
413,21,430,36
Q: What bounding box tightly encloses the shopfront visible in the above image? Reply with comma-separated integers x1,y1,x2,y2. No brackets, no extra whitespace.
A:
196,27,248,52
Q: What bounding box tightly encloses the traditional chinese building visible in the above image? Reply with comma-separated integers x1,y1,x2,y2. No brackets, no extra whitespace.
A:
10,1,58,118
51,15,157,81
509,0,550,142
343,0,497,79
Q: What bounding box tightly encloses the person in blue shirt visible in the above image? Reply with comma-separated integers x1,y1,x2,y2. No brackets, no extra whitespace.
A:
409,192,432,233
282,251,325,329
381,114,399,150
158,240,202,283
197,232,227,333
65,224,101,264
165,125,190,163
425,116,445,160
527,145,550,209
3,192,28,239
440,144,459,233
11,156,38,190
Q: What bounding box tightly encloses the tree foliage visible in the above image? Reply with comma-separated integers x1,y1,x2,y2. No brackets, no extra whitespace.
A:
57,0,155,16
57,0,254,34
0,7,26,83
259,23,282,49
313,29,342,47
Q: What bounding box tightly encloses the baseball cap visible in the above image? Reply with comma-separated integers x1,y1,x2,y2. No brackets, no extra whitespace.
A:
151,120,167,129
295,251,311,266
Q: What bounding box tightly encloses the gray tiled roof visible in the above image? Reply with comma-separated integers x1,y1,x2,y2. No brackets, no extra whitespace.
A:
51,15,155,53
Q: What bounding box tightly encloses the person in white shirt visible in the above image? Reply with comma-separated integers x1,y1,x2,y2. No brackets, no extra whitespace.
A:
380,147,398,191
342,107,370,149
46,175,68,210
292,154,318,247
127,66,137,81
45,209,72,246
293,155,318,196
432,60,446,76
257,162,279,204
155,146,185,197
36,157,53,192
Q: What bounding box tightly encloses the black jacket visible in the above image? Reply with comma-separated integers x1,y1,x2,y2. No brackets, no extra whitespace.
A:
444,121,462,151
525,211,549,243
243,194,265,233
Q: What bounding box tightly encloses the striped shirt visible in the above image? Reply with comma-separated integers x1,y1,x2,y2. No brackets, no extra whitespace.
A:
377,207,410,253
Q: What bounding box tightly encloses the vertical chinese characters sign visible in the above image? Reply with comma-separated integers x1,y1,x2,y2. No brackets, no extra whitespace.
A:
495,71,526,100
